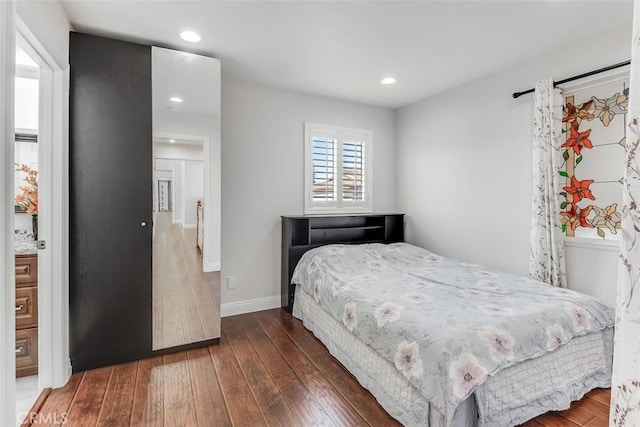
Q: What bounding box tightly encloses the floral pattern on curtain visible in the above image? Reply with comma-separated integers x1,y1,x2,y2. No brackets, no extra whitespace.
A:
611,2,640,424
529,77,568,287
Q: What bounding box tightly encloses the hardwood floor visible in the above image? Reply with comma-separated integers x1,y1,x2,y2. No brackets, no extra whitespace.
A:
31,309,611,426
153,212,220,350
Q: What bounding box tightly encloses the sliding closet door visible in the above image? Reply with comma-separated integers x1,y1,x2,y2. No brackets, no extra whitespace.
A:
69,32,152,371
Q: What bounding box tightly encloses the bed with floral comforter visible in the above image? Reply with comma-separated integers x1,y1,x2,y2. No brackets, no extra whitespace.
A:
291,243,614,426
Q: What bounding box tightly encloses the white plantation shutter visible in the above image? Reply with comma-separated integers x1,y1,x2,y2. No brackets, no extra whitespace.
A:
304,123,372,214
342,139,365,201
312,136,337,201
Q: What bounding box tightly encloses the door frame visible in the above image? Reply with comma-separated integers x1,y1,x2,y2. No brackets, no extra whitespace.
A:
0,5,70,423
0,1,17,425
16,16,72,391
157,179,173,212
154,167,177,223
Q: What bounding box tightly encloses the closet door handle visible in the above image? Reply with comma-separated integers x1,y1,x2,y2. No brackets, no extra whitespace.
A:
15,304,24,311
15,347,23,354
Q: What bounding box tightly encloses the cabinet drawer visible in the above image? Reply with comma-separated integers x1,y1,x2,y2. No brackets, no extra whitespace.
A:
15,255,38,287
16,328,38,377
16,286,38,328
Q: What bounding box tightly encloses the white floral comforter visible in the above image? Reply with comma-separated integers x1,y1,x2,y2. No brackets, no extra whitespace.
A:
291,243,615,425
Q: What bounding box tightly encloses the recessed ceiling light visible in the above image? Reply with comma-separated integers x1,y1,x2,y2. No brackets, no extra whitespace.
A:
169,139,176,143
180,31,201,43
169,97,183,103
381,77,397,85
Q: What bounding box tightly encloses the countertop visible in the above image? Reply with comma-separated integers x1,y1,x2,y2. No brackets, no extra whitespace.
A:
15,240,37,255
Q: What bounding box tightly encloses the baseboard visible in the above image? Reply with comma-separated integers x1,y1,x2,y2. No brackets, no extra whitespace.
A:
56,358,72,389
183,223,196,229
203,261,220,272
221,295,281,317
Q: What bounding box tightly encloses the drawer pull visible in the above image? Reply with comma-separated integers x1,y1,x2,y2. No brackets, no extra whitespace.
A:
15,304,24,311
15,346,23,354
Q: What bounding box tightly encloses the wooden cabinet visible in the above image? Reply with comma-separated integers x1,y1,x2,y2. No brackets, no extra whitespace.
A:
15,254,38,377
15,255,37,285
15,286,38,328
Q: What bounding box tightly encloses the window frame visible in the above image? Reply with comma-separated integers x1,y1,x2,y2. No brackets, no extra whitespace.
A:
304,122,372,215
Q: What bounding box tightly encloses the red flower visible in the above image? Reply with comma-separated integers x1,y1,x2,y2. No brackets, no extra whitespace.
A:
562,101,594,126
561,126,593,155
561,204,593,230
563,176,595,203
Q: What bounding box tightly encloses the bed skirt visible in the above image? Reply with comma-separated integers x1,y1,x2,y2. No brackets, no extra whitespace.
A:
293,287,612,426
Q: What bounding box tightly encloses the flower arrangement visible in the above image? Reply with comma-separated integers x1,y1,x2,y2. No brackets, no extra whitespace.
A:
15,164,38,214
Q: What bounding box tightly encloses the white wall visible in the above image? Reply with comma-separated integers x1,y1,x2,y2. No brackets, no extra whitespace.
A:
154,141,203,161
14,74,38,130
183,160,203,228
14,213,31,234
396,27,631,307
16,0,69,69
220,79,397,312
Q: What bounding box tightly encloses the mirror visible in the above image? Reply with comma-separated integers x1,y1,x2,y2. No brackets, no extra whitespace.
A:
151,47,221,350
14,44,39,246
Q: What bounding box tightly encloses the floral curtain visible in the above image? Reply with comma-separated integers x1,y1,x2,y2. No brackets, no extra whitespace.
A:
611,2,640,424
529,77,567,287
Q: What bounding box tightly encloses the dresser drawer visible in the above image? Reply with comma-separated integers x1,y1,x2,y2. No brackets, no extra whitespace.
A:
15,255,38,287
16,286,38,329
16,328,38,377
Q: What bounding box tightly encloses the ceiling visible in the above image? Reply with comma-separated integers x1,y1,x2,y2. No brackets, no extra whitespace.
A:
61,1,633,109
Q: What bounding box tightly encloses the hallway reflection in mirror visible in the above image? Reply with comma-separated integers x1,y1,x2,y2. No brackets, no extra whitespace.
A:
151,47,221,350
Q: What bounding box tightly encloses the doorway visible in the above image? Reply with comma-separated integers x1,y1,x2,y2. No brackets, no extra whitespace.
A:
158,179,172,212
152,139,219,350
14,40,41,421
0,14,71,425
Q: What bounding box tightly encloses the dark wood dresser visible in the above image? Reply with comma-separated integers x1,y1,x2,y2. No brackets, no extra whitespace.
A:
15,254,38,377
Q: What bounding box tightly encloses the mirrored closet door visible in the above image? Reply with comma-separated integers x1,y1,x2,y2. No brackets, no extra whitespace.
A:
151,47,221,350
70,34,221,371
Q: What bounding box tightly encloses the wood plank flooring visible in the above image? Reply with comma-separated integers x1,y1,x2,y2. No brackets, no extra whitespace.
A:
33,309,611,426
153,212,220,350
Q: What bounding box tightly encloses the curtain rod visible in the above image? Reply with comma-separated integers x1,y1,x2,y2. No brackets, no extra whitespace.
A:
512,60,631,99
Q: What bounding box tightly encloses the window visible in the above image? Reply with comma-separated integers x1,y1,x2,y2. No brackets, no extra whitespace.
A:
304,123,372,214
559,72,628,241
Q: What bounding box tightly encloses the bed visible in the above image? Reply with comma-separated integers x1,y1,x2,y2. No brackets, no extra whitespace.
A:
282,216,614,427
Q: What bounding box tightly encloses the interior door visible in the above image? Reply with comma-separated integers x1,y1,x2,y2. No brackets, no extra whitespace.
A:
69,32,152,371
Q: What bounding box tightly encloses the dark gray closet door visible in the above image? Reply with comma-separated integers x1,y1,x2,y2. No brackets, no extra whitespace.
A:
69,32,152,371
